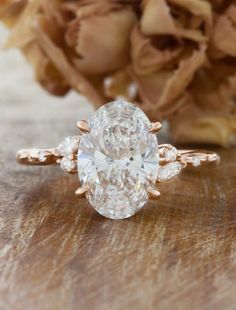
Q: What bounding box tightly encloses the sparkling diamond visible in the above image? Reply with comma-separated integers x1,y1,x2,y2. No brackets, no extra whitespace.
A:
38,151,46,163
77,100,159,219
163,146,178,161
57,136,80,157
192,157,201,167
158,162,182,182
60,157,77,173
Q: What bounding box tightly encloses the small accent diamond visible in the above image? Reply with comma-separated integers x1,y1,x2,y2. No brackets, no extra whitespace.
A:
192,157,201,167
38,151,47,163
163,146,178,161
57,136,80,157
60,157,77,173
158,162,182,182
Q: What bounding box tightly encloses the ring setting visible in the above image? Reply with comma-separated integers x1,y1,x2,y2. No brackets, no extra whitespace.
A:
17,101,219,220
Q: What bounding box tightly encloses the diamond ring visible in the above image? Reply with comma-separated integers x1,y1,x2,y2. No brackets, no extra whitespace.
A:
17,101,220,219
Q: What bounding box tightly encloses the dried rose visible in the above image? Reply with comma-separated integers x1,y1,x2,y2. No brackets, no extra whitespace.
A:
0,0,236,147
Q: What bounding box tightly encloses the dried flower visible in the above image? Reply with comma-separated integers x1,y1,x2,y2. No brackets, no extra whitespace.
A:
1,0,236,146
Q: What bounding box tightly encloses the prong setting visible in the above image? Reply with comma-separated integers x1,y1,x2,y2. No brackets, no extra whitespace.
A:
75,186,89,198
147,186,161,200
149,122,162,134
77,120,90,133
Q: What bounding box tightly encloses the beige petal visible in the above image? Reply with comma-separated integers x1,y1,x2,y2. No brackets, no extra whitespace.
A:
169,0,212,30
211,5,236,57
130,44,206,116
170,113,236,147
104,67,137,101
33,19,105,107
130,68,171,107
131,25,183,75
190,61,236,112
5,0,41,48
73,8,137,75
141,0,210,42
0,0,27,26
74,1,123,18
23,41,70,96
141,0,177,35
158,44,207,108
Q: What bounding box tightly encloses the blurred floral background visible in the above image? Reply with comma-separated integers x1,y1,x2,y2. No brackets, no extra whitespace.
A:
0,0,236,146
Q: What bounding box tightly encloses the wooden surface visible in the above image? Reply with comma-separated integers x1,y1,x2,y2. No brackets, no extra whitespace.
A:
0,100,236,310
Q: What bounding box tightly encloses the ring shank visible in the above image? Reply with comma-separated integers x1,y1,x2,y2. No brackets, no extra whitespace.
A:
17,148,60,166
17,146,220,167
178,149,220,167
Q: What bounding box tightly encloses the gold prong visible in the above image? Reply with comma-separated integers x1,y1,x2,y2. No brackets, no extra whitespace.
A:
179,159,188,168
77,120,90,133
69,154,76,161
147,186,161,200
149,122,162,134
75,186,89,198
159,158,168,166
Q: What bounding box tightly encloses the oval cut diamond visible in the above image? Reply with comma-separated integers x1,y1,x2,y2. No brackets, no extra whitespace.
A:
77,101,159,219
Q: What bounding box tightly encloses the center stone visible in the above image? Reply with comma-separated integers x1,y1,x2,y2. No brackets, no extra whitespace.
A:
77,100,159,219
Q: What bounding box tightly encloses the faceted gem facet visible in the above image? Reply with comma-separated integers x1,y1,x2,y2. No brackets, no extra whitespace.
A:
158,162,182,182
57,136,80,157
60,157,77,173
163,146,178,161
77,101,159,219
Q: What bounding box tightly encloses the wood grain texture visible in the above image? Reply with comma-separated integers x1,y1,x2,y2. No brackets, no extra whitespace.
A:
0,101,236,310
